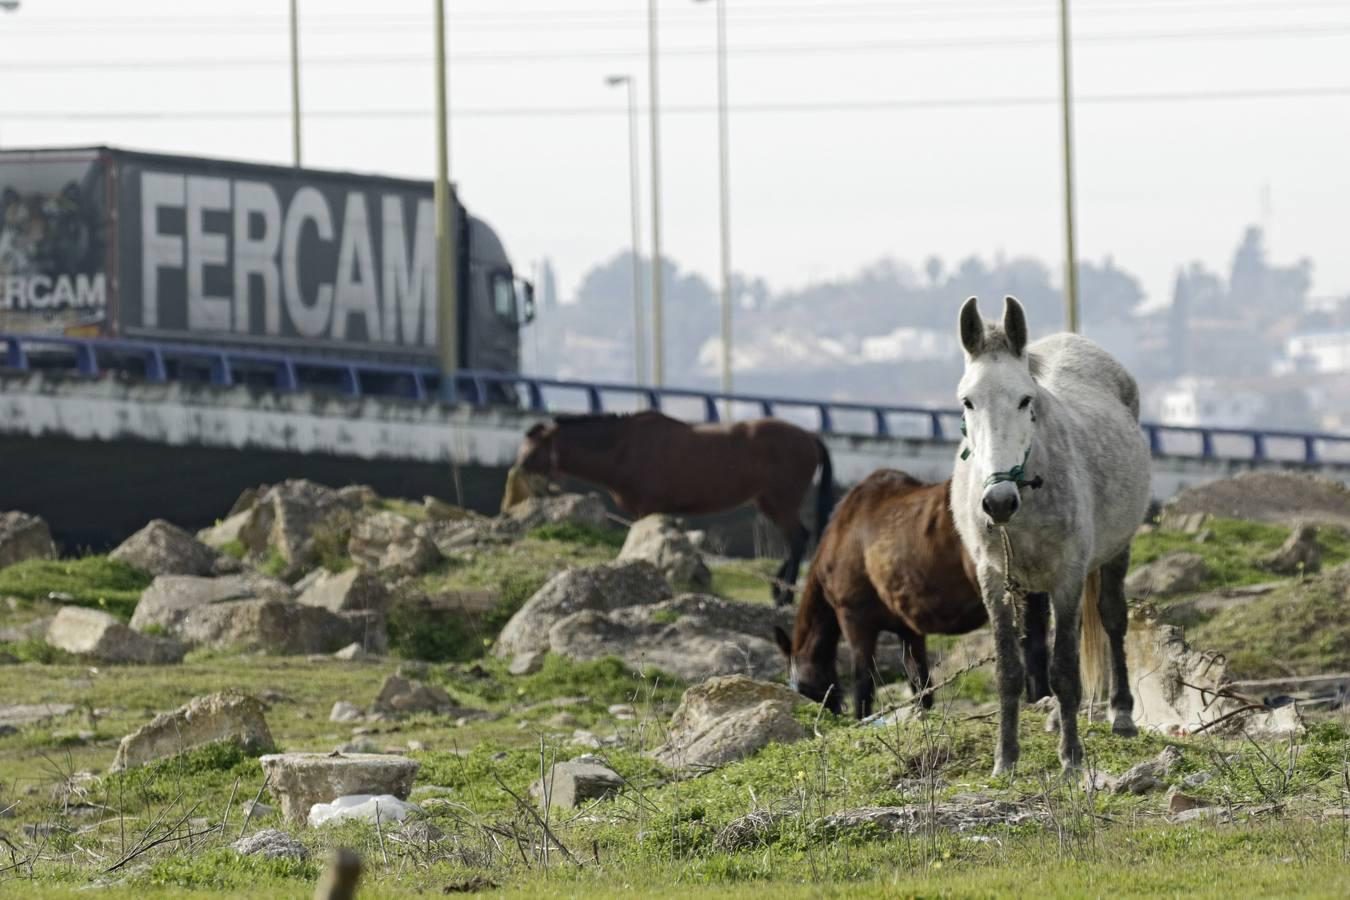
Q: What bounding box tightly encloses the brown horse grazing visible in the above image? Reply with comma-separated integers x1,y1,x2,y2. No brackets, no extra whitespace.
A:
513,410,833,604
773,469,1051,717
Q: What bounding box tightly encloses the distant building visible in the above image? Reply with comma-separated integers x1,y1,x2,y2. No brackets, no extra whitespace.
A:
859,327,957,364
1157,377,1266,428
1280,330,1350,375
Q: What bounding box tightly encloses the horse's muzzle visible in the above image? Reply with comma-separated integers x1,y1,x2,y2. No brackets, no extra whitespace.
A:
981,483,1021,524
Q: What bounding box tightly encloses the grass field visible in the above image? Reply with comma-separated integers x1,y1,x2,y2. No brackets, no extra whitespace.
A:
2,515,1349,896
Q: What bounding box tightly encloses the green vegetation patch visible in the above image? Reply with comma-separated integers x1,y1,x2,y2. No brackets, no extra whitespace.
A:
441,653,686,711
392,533,618,661
1132,516,1350,595
708,558,779,604
368,497,429,522
1191,563,1350,678
0,637,76,665
529,522,625,550
0,555,151,620
136,850,319,892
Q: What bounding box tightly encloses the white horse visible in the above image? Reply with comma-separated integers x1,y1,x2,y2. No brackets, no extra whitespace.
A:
950,297,1151,774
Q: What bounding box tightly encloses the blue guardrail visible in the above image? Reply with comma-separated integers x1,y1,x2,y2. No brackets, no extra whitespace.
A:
4,333,1348,465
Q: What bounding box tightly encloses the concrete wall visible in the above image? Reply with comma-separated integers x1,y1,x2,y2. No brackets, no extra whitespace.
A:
2,372,1345,550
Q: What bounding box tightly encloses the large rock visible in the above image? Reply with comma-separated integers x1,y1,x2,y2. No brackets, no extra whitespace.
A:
654,675,807,771
1125,552,1210,598
504,493,609,531
46,607,185,664
231,828,309,860
494,561,672,659
176,598,383,655
530,758,623,809
0,511,56,569
111,690,275,771
109,519,222,577
197,511,251,550
1089,746,1183,796
618,516,712,589
370,674,459,716
1124,611,1301,737
423,496,472,522
1165,471,1350,529
130,573,293,633
547,593,793,682
259,752,418,825
813,800,1046,836
1260,523,1322,576
297,568,388,613
237,480,365,578
348,511,440,577
0,703,76,730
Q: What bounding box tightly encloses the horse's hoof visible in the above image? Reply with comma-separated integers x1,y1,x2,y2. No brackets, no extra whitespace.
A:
991,760,1017,778
1111,714,1138,738
1059,744,1084,772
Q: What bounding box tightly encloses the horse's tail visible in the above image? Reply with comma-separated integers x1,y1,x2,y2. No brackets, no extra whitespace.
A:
1079,568,1109,702
813,438,835,543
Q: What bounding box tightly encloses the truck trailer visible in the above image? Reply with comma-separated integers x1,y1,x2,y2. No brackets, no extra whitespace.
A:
0,146,533,374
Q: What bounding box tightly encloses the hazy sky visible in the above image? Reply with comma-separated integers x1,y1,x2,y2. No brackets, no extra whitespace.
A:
4,0,1348,316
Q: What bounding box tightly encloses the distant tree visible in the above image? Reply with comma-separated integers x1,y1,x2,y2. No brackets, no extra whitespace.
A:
1079,257,1145,324
535,258,559,310
1228,226,1267,311
1227,226,1312,320
924,255,944,286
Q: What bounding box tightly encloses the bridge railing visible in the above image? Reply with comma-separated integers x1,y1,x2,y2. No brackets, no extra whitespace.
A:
4,332,1349,465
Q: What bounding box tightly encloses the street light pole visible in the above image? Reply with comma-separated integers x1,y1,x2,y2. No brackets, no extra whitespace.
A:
0,0,18,149
646,0,665,387
434,0,458,401
606,75,646,387
1058,0,1080,333
696,0,733,412
289,0,301,166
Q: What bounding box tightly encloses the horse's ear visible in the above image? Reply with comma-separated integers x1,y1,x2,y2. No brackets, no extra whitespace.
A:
772,625,792,658
1002,296,1028,357
959,297,984,356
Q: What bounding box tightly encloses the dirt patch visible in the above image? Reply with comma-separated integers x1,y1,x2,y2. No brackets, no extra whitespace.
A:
1165,471,1350,529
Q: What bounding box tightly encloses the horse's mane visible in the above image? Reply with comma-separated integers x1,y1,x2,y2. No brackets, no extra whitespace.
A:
553,409,665,427
550,410,666,450
553,412,627,426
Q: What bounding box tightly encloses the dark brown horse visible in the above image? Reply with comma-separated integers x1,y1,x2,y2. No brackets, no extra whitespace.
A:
773,469,1051,717
512,410,833,604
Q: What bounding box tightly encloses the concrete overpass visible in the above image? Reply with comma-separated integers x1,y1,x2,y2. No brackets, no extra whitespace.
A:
3,370,1347,551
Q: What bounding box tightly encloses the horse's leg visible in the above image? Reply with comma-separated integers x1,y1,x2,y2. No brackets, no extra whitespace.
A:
1021,592,1051,703
1049,570,1089,771
769,556,792,606
979,568,1025,776
779,522,809,606
898,628,933,710
1099,548,1138,737
839,614,879,719
763,503,809,606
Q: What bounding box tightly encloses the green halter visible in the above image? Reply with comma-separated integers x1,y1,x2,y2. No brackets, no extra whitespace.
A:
959,417,1044,490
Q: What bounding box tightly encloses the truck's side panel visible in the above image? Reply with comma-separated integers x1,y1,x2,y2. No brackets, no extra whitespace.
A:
1,147,523,372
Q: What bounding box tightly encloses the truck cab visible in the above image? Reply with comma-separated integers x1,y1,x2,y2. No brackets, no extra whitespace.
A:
462,214,534,375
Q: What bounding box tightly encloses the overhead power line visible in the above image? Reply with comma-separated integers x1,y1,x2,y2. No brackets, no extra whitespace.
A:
9,0,1349,28
7,1,1348,34
3,23,1349,71
4,86,1347,122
